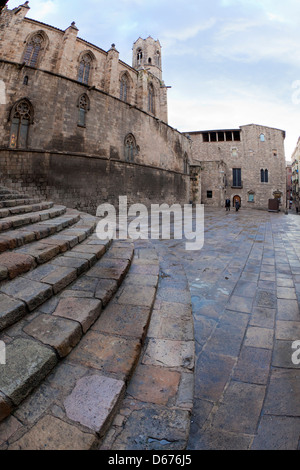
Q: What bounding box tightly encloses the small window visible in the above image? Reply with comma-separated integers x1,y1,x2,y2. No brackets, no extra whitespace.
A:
78,53,92,85
260,133,265,142
77,94,89,127
137,49,143,65
232,168,242,187
148,58,152,64
207,191,213,199
232,148,238,157
272,149,277,157
156,51,160,67
120,74,129,102
202,133,209,142
233,131,241,141
9,99,33,149
148,83,155,114
23,33,44,67
248,193,254,202
261,169,269,183
124,133,137,162
23,76,28,85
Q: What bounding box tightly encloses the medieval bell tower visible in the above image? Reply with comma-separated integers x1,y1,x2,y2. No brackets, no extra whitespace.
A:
132,36,162,81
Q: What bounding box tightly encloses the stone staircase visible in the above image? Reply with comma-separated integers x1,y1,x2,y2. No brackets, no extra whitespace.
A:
0,187,194,450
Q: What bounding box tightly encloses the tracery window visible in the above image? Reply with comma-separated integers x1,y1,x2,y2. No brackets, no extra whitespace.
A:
124,134,137,162
148,83,154,114
120,74,129,102
78,53,92,85
23,33,44,67
9,99,33,149
78,94,89,127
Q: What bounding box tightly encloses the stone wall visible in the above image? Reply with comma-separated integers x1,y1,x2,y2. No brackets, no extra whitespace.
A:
0,149,189,214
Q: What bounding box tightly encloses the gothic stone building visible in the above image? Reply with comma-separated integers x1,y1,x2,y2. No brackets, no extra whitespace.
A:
0,3,287,214
186,124,286,211
0,2,191,213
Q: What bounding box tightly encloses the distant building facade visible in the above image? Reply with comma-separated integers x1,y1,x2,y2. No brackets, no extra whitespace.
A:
186,124,286,211
291,137,300,212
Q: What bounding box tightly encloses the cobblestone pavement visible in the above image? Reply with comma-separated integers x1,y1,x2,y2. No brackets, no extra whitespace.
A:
156,207,300,450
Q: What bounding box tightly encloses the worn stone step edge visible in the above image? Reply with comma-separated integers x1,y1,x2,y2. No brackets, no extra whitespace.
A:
0,205,68,232
0,212,85,282
0,201,54,219
0,218,103,329
0,209,85,254
0,194,33,201
0,199,42,209
0,242,136,434
0,243,160,450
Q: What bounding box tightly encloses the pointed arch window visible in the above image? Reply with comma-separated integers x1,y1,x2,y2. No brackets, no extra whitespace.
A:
124,134,137,162
77,93,90,127
23,33,44,67
78,53,92,85
261,169,269,183
120,74,129,102
148,83,155,114
137,49,143,65
9,99,33,149
156,50,161,67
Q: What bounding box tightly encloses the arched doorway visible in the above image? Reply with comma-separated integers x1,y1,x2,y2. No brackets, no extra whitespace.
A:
233,195,241,208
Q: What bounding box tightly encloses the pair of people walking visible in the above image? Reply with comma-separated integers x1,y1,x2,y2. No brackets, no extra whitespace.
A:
225,198,240,212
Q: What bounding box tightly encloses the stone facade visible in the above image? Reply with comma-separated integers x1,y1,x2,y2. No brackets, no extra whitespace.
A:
291,137,300,212
186,124,286,211
0,3,191,212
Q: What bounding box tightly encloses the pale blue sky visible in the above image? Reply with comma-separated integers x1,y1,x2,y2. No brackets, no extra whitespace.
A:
6,0,300,159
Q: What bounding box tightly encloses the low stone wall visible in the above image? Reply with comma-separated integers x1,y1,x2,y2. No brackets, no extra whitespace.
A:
0,149,189,214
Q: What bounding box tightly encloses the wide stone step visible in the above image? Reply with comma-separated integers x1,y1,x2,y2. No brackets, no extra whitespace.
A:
0,222,103,328
0,209,84,255
0,205,67,232
0,199,42,209
0,194,32,201
0,241,138,432
0,213,85,282
0,201,54,219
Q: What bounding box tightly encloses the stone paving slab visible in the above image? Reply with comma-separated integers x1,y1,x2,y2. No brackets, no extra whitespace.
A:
0,338,57,406
100,242,194,451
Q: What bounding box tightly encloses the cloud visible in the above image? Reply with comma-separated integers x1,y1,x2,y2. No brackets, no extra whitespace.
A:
167,77,300,159
163,18,217,42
